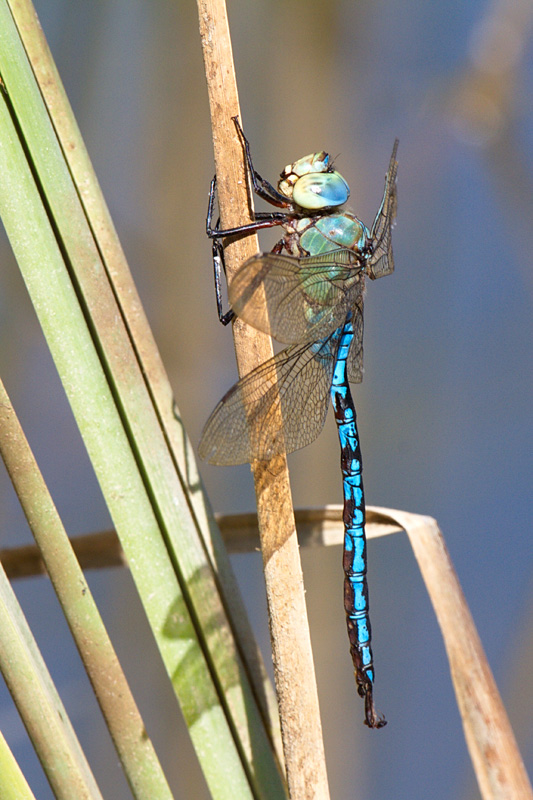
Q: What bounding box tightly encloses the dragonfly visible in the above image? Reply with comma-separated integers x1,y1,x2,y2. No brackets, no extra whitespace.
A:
199,117,398,729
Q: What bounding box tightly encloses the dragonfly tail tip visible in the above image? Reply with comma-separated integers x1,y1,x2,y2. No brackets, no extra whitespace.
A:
363,687,387,730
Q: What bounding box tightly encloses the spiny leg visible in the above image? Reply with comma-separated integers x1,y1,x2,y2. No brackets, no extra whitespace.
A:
206,174,290,240
232,116,292,208
207,177,288,324
212,239,235,326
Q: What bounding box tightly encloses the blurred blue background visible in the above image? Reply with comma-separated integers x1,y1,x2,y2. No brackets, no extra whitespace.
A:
0,0,531,798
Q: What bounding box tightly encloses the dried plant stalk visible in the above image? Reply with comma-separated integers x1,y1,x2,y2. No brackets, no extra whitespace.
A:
197,1,330,797
371,507,533,800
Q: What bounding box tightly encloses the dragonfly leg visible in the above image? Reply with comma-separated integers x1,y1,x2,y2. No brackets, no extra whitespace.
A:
206,174,219,238
232,116,292,209
212,239,235,326
270,239,284,254
206,174,290,240
211,236,284,326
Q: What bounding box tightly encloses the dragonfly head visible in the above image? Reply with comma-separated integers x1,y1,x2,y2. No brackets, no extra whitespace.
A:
278,152,350,211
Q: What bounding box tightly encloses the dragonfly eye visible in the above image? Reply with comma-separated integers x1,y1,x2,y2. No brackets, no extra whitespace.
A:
292,171,350,210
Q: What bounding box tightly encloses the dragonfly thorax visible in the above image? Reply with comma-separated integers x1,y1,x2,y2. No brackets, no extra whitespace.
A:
278,151,350,210
285,213,369,258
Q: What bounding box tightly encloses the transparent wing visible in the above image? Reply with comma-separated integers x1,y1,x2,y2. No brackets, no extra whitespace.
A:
347,293,364,384
367,139,398,280
198,333,341,465
229,251,364,345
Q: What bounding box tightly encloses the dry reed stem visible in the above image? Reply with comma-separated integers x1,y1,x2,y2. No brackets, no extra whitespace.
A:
197,1,330,797
371,507,533,800
0,506,398,577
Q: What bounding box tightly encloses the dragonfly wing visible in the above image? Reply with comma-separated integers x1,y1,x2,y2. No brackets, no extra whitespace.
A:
347,294,364,384
367,140,398,280
198,334,340,465
229,251,363,344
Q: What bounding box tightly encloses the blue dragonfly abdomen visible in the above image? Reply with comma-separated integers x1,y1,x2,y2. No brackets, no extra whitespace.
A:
201,118,398,728
297,214,382,724
330,314,379,722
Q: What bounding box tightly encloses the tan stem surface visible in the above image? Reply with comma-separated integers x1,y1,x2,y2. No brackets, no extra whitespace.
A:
197,2,330,797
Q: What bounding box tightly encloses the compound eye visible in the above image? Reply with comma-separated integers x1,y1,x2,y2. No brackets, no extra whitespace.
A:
292,171,350,210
